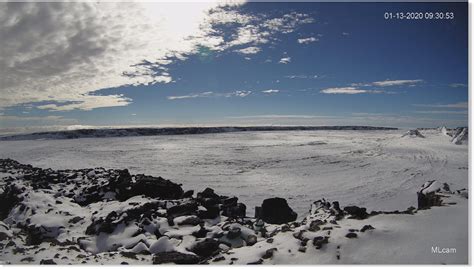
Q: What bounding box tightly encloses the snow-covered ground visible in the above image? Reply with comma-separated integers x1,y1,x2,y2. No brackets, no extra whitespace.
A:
0,128,468,264
0,129,467,216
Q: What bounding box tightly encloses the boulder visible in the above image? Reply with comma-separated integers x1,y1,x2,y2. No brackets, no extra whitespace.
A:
222,203,246,219
313,236,329,249
0,184,23,220
417,181,443,209
167,202,198,220
152,251,199,264
260,198,297,224
118,175,184,201
197,205,220,220
190,238,220,259
345,232,357,239
343,206,368,219
360,225,375,232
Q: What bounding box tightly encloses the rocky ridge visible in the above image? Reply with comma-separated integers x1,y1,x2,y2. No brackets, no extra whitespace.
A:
0,159,467,264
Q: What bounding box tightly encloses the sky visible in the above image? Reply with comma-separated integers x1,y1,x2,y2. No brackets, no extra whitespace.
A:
0,1,468,133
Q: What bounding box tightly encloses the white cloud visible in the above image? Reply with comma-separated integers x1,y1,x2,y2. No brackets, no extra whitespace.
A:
279,57,291,64
320,87,383,94
0,2,314,111
37,95,132,111
231,90,252,97
297,37,318,44
449,83,467,88
167,90,251,100
234,46,261,54
412,102,468,109
372,79,423,87
167,91,214,100
285,74,320,79
262,89,279,93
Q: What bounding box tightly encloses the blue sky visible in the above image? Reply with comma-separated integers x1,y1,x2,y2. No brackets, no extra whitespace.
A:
0,2,468,132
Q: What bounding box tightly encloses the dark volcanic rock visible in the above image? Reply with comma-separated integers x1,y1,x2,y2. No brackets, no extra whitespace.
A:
0,184,23,220
262,248,277,259
313,236,329,249
197,205,220,220
190,238,220,259
360,225,375,232
86,201,163,235
260,198,297,224
222,203,246,219
152,251,199,264
76,169,183,206
167,202,198,220
345,232,358,239
118,174,184,201
40,259,57,265
343,206,368,219
417,181,443,209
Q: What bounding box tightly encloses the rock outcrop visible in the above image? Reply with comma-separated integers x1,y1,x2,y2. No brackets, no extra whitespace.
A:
257,197,297,224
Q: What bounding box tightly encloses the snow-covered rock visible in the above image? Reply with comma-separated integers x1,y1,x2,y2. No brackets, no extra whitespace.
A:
0,158,468,265
401,129,425,138
451,127,468,145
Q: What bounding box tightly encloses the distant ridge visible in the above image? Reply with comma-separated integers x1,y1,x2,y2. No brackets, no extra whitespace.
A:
0,126,398,141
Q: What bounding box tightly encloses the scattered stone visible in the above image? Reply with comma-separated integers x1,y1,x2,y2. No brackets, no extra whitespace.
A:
298,246,306,253
360,225,375,232
262,248,277,259
152,251,199,264
345,232,357,239
248,259,263,265
40,259,57,265
313,236,329,249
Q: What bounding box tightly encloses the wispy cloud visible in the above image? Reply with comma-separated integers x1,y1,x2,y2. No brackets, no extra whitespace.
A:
372,79,423,87
285,74,320,79
262,89,280,94
167,92,214,100
234,46,261,54
449,83,467,88
320,87,384,95
412,102,468,109
167,90,252,100
279,57,291,64
297,37,318,44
